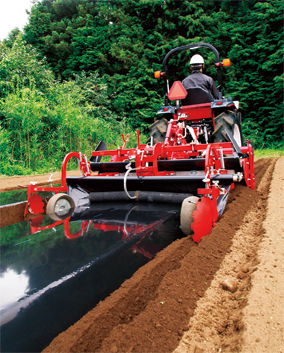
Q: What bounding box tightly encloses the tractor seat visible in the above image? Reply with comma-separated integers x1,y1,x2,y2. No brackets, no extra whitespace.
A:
181,87,213,106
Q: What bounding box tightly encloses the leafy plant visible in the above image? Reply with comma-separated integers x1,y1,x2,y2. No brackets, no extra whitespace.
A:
0,35,146,176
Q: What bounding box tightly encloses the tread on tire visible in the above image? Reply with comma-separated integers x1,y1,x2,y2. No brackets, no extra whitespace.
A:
213,110,243,146
147,118,168,144
180,196,200,236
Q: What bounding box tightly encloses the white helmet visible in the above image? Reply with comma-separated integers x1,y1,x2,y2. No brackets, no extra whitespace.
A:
190,54,204,65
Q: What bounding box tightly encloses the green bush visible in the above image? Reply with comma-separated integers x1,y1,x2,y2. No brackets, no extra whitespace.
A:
0,35,146,176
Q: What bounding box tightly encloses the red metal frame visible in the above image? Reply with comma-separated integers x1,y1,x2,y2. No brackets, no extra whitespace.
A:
25,102,255,226
91,139,253,180
176,103,212,121
25,152,91,215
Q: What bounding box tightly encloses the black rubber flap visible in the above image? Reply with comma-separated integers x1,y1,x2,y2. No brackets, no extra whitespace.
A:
90,140,107,162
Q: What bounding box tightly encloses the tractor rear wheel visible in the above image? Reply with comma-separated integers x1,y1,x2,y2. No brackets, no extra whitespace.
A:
180,196,200,236
213,110,243,147
148,118,168,144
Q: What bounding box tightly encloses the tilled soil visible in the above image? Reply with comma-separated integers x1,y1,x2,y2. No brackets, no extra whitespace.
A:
1,158,283,352
174,158,283,353
38,157,283,353
0,171,80,193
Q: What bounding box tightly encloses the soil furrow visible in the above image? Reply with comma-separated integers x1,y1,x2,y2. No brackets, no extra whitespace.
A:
174,159,276,352
240,157,284,352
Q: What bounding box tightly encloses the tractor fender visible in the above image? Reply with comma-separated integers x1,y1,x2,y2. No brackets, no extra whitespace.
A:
211,97,237,110
156,105,176,116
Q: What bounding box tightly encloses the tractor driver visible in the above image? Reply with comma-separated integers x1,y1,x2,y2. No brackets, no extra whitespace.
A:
182,54,218,100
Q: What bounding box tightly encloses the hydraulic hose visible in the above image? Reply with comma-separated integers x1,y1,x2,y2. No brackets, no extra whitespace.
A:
124,163,139,200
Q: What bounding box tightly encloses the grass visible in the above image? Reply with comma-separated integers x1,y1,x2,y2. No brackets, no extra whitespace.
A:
254,148,284,159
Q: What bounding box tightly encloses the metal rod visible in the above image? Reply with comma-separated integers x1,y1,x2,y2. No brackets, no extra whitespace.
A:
220,149,225,169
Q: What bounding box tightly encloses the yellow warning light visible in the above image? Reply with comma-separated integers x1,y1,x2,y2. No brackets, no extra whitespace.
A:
154,71,161,79
222,58,231,67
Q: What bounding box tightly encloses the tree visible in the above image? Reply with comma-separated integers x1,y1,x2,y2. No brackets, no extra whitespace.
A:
223,0,283,148
22,0,284,146
23,0,225,127
2,28,22,48
0,33,54,99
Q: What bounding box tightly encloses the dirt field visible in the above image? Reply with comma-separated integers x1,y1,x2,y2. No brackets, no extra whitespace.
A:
0,171,80,193
1,157,283,352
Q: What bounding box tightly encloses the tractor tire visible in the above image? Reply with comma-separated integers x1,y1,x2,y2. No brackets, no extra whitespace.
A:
213,110,243,147
180,196,200,236
148,118,168,144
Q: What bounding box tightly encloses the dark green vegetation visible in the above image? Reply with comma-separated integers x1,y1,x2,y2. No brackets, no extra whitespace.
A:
0,33,144,175
1,0,283,176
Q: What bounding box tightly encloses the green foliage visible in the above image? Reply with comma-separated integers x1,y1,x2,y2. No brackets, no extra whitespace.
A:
22,0,284,148
1,0,283,177
2,88,46,170
0,35,146,176
2,28,22,48
23,0,223,128
0,34,55,99
0,125,15,175
223,0,284,148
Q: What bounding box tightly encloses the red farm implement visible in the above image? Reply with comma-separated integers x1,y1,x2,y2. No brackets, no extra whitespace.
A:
25,42,255,242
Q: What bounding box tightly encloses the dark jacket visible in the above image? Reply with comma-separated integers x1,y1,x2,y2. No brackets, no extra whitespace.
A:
182,70,218,100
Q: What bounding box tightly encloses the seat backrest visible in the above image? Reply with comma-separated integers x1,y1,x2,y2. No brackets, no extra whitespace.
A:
181,87,213,106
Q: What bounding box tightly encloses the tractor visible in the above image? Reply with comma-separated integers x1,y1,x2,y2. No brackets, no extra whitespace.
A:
25,42,254,242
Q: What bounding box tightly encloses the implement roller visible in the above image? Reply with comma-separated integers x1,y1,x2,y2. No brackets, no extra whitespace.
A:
25,43,255,242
